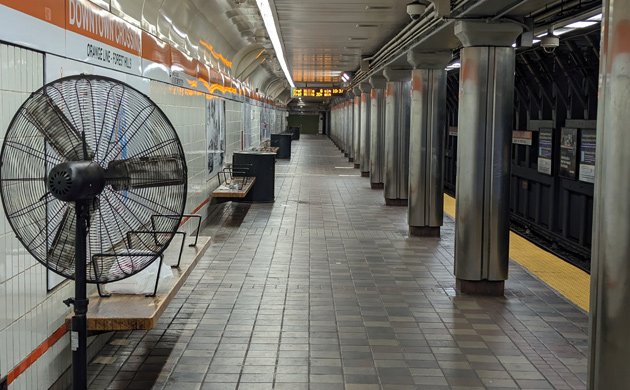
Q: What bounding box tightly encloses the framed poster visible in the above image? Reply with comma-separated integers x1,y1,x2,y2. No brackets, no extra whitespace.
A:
559,128,578,179
579,129,596,183
537,127,553,175
207,98,226,179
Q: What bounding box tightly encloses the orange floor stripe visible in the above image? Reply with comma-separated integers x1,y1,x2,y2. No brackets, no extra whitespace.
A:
443,194,590,311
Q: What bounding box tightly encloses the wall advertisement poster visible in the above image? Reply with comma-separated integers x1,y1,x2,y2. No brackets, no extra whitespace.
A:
207,98,226,178
579,129,596,183
537,127,553,175
559,128,578,179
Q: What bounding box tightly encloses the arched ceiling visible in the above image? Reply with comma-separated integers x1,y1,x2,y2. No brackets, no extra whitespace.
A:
100,0,290,100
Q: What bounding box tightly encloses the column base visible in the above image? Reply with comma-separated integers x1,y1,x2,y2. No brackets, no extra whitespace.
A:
348,157,354,162
361,171,369,178
354,163,361,169
456,279,504,296
409,226,440,237
371,183,384,189
385,198,408,206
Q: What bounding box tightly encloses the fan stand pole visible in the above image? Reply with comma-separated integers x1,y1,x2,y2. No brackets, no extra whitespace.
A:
72,200,89,390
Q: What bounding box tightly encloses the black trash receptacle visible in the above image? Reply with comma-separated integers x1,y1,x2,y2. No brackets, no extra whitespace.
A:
271,133,292,159
233,152,275,202
289,126,300,141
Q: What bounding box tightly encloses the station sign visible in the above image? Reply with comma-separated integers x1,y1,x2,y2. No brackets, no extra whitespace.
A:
292,88,345,98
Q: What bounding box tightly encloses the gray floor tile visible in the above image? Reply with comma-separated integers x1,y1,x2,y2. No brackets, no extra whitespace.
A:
86,135,589,390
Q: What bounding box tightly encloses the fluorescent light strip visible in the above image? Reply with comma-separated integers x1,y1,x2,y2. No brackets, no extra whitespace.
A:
566,21,598,28
256,0,295,88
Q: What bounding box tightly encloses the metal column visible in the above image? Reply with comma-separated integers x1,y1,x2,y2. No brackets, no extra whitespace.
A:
383,68,411,206
359,83,371,177
346,99,353,159
407,52,450,237
589,1,630,388
453,21,522,295
369,76,386,189
353,90,361,167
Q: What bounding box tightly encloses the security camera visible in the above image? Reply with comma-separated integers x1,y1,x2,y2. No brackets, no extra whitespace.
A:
407,1,428,20
540,34,559,54
540,28,559,54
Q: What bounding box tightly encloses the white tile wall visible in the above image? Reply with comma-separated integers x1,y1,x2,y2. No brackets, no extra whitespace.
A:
0,42,287,389
225,99,243,164
148,82,209,231
0,43,77,390
250,105,261,149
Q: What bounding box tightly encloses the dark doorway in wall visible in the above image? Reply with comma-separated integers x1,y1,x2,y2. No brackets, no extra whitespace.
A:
321,111,328,135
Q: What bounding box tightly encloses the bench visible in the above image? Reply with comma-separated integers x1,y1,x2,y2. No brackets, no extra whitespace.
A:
256,146,279,154
212,176,256,199
212,166,256,200
66,231,212,332
66,214,210,332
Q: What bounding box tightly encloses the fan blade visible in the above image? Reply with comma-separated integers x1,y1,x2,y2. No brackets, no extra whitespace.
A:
105,155,186,190
22,92,94,161
47,201,98,273
47,206,76,273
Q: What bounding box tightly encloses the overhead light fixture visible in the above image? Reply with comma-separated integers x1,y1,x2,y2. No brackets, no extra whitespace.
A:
341,73,350,82
588,13,602,21
256,0,295,88
445,60,460,71
566,21,598,28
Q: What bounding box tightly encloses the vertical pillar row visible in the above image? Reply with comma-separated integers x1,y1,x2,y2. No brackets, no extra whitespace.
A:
353,89,362,167
453,21,522,296
383,68,411,206
369,76,387,189
346,98,354,160
359,83,371,177
407,51,451,237
588,1,630,388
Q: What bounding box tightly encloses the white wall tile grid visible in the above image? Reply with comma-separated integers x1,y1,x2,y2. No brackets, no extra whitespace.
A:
0,42,285,389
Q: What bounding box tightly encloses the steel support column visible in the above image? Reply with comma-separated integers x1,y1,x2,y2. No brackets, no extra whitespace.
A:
453,21,522,295
346,99,354,160
589,1,630,388
359,83,371,177
353,89,361,167
369,76,387,189
407,52,450,237
383,68,411,206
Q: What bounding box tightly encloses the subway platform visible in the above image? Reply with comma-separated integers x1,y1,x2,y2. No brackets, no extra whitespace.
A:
85,135,588,390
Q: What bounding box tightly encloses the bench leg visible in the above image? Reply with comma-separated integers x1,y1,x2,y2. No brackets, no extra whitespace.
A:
91,258,111,298
172,232,186,268
146,255,164,298
95,283,111,298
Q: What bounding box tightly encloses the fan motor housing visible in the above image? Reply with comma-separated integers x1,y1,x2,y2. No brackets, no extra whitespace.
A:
48,161,106,201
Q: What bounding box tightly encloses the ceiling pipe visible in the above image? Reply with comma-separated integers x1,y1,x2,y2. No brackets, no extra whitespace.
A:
352,0,476,86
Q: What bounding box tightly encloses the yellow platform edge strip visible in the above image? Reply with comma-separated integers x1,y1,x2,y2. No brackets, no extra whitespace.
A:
443,194,590,311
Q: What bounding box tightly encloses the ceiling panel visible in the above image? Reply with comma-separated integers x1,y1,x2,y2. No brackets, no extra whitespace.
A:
272,0,411,84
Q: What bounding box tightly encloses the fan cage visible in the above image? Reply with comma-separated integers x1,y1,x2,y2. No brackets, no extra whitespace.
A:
0,75,188,284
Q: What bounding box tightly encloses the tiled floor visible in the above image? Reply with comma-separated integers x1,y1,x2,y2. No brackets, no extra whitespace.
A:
87,135,588,390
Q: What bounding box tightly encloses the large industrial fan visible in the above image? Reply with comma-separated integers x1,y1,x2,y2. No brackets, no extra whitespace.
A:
0,75,187,389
